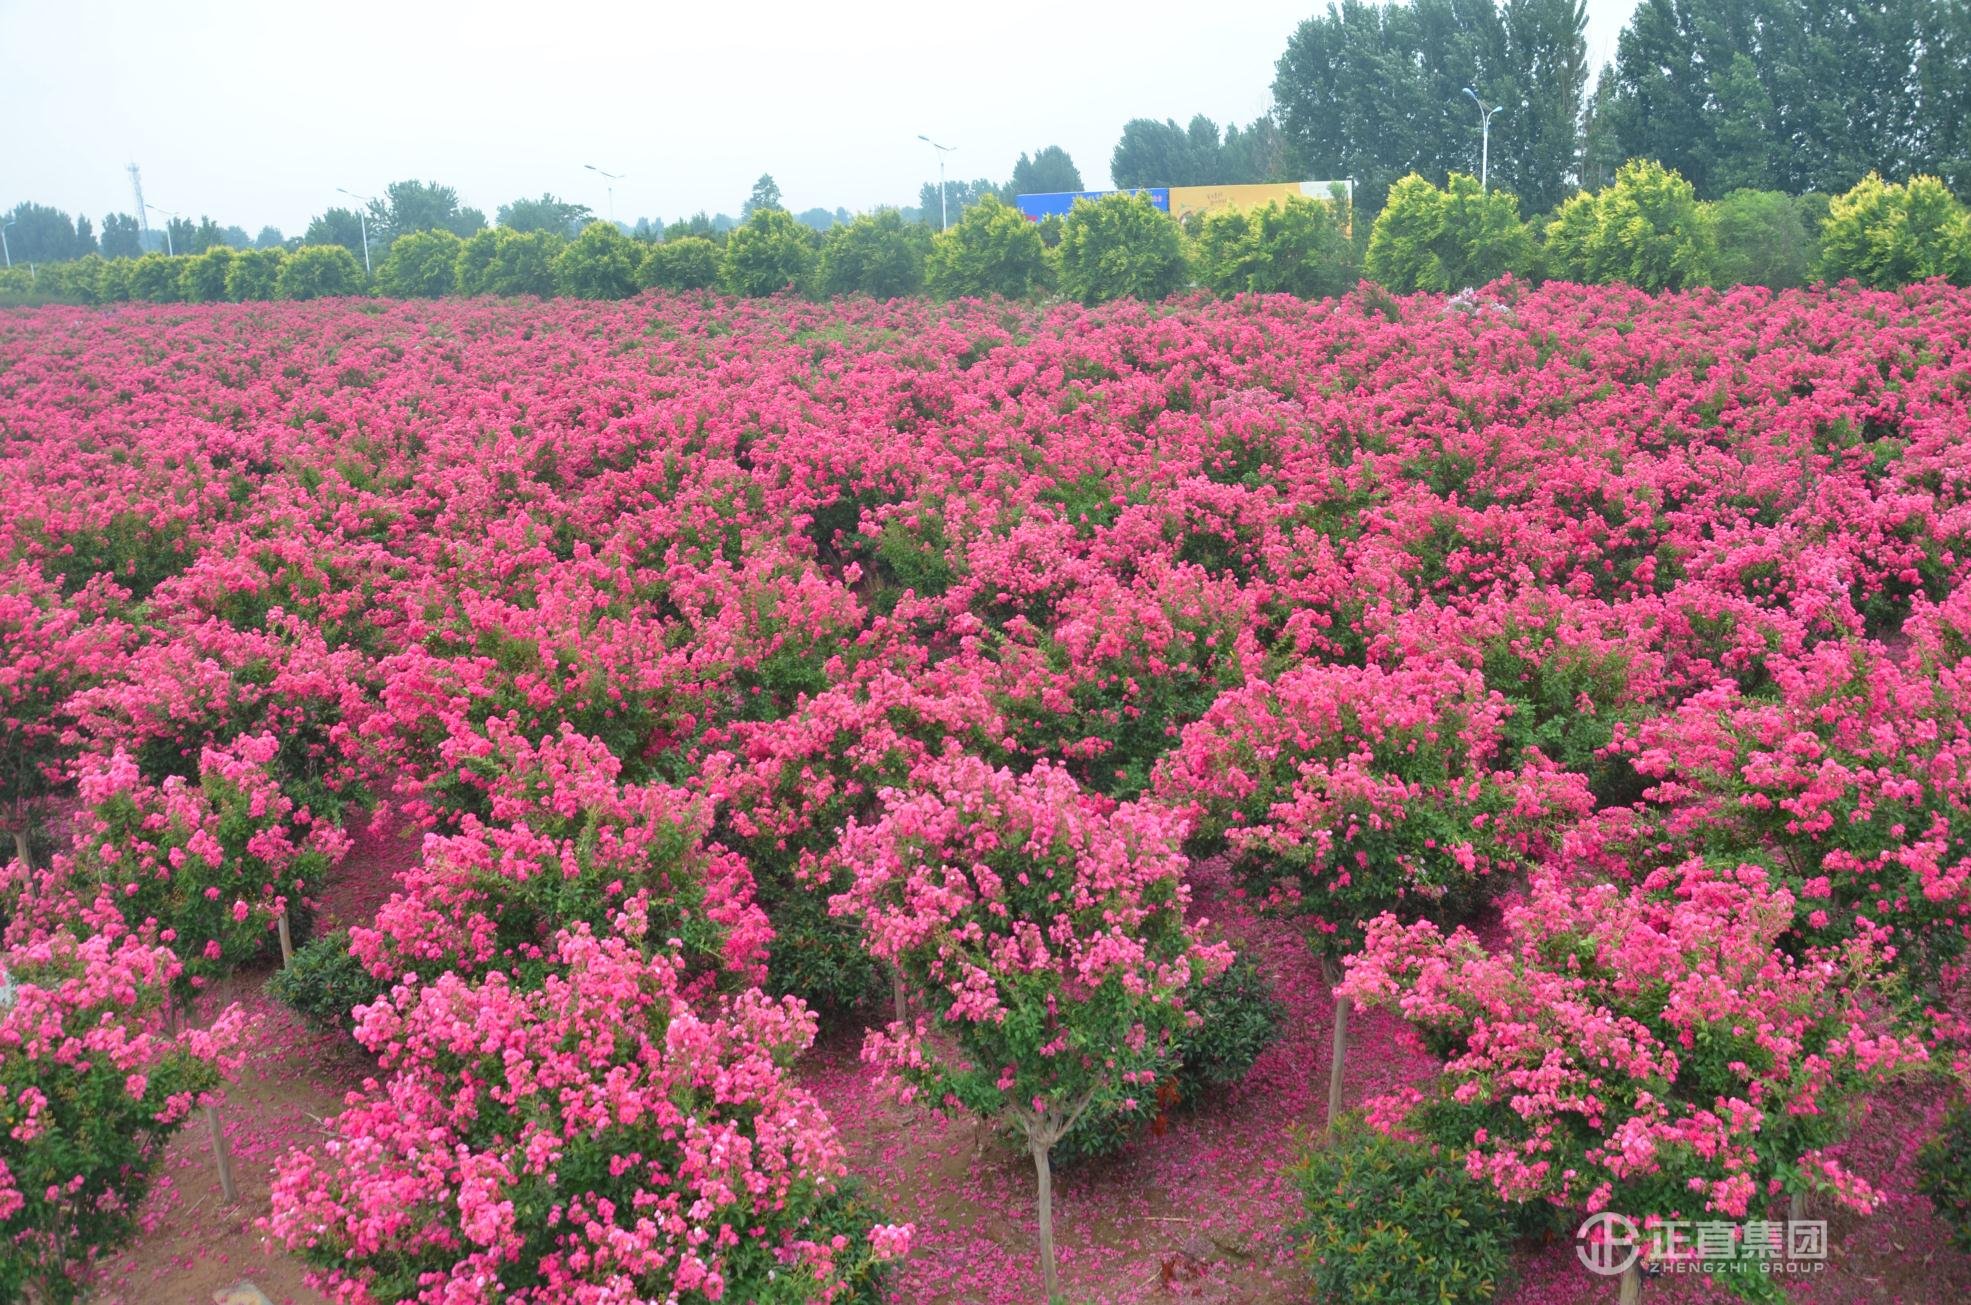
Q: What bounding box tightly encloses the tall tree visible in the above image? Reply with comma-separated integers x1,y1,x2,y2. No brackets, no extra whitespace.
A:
1111,116,1226,187
73,215,97,257
163,216,195,257
254,226,286,249
186,216,226,255
1273,0,1499,217
1605,0,1963,198
2,203,79,263
303,207,369,259
1492,0,1589,213
366,180,485,243
100,212,143,260
916,178,1002,225
497,193,592,236
1222,115,1294,182
1009,146,1084,195
742,174,783,218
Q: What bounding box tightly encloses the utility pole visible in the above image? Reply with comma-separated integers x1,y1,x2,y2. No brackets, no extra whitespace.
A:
917,135,956,230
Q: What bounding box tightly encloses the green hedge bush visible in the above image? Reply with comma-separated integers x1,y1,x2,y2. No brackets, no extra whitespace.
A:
1292,1117,1513,1305
925,194,1049,299
1057,191,1189,305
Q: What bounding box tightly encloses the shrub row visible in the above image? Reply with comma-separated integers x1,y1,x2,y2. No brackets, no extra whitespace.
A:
4,163,1965,310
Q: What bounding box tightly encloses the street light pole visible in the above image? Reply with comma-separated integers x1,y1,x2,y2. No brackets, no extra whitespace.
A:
917,135,956,230
144,204,179,255
585,165,624,226
337,188,375,276
1463,88,1501,192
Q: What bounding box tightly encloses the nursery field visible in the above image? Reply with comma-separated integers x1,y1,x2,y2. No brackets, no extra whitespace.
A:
4,282,1971,1305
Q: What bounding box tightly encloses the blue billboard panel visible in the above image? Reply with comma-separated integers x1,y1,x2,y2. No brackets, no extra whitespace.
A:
1013,188,1170,220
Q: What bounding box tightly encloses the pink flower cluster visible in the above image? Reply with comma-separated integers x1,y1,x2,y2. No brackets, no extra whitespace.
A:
0,927,245,1297
265,921,907,1303
836,750,1231,1131
10,734,349,994
1342,858,1929,1222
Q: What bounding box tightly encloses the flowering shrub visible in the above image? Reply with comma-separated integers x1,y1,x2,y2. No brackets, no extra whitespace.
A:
351,722,768,994
698,669,994,1009
0,564,126,864
33,735,349,994
68,609,374,821
987,560,1257,798
834,751,1230,1298
1610,640,1971,979
266,920,908,1304
0,929,245,1304
1342,860,1928,1229
1158,660,1590,956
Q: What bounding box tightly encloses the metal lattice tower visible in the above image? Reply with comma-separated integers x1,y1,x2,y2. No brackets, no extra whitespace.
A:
128,163,149,236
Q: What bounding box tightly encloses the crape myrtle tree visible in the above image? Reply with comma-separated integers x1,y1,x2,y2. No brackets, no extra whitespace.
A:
267,916,913,1303
0,566,125,868
1155,660,1591,1132
1343,861,1929,1304
834,752,1232,1303
0,929,245,1304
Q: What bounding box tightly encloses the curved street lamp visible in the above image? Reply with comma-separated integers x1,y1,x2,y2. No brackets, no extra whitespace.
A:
144,203,181,255
584,165,624,226
1463,88,1502,192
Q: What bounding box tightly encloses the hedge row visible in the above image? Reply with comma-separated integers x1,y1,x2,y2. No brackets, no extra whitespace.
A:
3,162,1964,309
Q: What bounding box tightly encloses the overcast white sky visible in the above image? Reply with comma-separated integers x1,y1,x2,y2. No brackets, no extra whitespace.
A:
1,0,1639,236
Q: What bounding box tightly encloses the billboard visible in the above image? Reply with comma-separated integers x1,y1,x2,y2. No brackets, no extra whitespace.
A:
1167,181,1354,222
1013,188,1170,220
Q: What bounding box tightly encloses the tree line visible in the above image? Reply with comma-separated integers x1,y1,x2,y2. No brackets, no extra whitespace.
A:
5,158,1965,311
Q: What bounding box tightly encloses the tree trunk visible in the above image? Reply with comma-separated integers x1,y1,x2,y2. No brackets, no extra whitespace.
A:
277,909,295,968
207,1104,238,1204
1618,1261,1643,1305
1031,1137,1058,1303
1322,955,1348,1136
891,964,909,1030
1789,1191,1805,1225
10,827,28,872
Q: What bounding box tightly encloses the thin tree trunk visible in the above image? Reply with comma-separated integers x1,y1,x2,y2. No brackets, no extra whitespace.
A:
1618,1261,1643,1305
1789,1191,1805,1225
277,909,295,968
10,827,29,872
1323,955,1348,1136
1030,1137,1058,1303
891,965,909,1030
207,1104,238,1203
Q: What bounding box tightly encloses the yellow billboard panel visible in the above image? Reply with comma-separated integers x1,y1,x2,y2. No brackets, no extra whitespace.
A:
1167,181,1354,223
